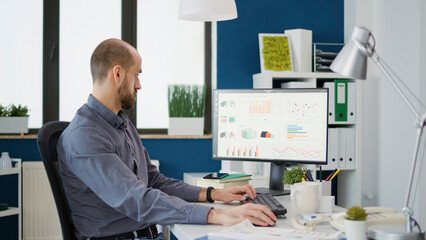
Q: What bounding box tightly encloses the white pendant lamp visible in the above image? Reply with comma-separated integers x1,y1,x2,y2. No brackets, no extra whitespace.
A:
178,0,237,21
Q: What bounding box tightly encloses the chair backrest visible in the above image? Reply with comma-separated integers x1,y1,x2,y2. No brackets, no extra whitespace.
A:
37,121,77,240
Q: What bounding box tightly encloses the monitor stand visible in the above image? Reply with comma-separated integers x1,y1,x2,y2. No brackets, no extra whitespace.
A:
255,162,290,196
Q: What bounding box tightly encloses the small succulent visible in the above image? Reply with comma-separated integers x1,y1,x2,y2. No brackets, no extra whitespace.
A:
345,205,368,221
282,166,306,185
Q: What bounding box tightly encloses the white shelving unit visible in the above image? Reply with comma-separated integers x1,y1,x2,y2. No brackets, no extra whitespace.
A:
253,71,348,88
221,71,362,207
0,158,22,240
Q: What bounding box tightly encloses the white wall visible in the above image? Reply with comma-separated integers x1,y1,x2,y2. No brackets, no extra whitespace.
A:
419,0,426,230
346,0,426,229
345,0,379,208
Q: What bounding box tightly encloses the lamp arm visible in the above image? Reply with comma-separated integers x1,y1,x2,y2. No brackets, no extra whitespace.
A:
402,124,425,233
370,50,426,233
370,51,422,119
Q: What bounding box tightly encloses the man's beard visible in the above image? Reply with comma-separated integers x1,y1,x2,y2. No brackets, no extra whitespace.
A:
118,77,136,110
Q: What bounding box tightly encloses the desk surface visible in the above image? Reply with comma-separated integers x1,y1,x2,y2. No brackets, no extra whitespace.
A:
168,195,345,240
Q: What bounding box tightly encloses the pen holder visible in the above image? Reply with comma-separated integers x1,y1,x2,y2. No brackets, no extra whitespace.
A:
317,195,335,213
316,180,332,196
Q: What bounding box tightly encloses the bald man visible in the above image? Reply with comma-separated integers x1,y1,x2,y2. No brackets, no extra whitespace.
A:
57,39,276,240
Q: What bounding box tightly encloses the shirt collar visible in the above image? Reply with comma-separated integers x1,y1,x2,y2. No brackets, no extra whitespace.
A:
87,95,128,130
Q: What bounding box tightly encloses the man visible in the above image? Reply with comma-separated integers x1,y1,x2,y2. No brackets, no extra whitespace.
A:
57,38,276,240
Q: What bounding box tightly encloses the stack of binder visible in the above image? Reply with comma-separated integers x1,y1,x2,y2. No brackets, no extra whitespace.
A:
195,174,252,189
323,80,356,124
327,127,356,169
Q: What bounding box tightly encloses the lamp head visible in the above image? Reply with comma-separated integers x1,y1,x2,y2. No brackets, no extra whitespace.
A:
330,26,373,80
178,0,237,21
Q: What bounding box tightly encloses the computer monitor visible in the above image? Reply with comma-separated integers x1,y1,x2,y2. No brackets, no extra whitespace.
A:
212,88,329,195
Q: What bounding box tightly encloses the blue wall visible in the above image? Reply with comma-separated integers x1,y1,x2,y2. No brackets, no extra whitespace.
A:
218,0,343,89
0,1,343,239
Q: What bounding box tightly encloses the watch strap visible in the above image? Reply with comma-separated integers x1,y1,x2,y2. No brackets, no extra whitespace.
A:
206,186,215,203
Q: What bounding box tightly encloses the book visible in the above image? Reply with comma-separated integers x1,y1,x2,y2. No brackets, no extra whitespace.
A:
195,179,250,189
201,173,251,182
219,174,252,183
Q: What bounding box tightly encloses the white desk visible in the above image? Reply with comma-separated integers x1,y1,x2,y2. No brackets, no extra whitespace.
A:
167,195,345,240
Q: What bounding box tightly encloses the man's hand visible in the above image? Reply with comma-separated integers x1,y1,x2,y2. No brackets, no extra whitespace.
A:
212,185,256,203
199,185,256,203
207,204,277,226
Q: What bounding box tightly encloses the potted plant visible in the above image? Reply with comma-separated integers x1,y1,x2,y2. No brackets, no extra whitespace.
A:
283,166,306,201
168,84,206,135
0,104,30,135
344,205,368,240
283,166,305,185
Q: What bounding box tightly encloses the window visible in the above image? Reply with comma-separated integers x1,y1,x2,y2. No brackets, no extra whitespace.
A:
59,0,121,121
137,0,205,129
0,0,43,128
39,0,211,133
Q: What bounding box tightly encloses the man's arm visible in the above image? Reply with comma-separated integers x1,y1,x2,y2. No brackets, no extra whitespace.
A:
143,148,202,202
59,126,211,226
198,185,256,203
207,203,277,226
200,185,277,226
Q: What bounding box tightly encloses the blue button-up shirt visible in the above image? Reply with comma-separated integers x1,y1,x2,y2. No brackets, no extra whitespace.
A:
57,95,211,239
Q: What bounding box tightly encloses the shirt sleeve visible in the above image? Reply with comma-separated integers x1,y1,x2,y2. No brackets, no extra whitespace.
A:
143,147,203,202
60,125,211,226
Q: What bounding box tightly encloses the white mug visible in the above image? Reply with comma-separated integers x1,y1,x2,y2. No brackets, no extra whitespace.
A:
292,182,319,214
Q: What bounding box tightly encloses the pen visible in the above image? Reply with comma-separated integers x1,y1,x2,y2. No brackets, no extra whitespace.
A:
307,169,314,181
325,168,337,181
328,169,341,181
320,166,322,182
303,172,312,181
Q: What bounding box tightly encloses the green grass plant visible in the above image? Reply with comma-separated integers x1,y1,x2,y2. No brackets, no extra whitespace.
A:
168,84,206,118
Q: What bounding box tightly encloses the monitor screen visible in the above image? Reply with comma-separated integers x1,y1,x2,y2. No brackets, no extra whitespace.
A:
213,88,328,166
212,88,328,195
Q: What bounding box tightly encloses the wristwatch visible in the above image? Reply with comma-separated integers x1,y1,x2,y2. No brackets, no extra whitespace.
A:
206,186,215,203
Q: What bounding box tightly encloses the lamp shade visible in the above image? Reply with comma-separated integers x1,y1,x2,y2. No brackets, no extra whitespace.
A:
178,0,237,21
330,26,372,80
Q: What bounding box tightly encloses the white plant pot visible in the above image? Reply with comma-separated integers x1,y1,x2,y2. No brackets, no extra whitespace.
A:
0,117,29,134
344,219,366,240
168,117,204,136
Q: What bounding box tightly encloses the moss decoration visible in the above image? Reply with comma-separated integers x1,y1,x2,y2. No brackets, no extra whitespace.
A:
345,205,368,221
168,84,206,118
262,36,292,71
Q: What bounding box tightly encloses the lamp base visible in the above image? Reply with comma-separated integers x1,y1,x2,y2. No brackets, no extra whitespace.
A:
367,225,424,240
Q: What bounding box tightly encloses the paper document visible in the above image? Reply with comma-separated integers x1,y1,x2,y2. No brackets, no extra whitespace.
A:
207,219,341,240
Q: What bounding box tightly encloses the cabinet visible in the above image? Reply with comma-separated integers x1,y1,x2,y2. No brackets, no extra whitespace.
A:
0,158,22,240
221,71,362,207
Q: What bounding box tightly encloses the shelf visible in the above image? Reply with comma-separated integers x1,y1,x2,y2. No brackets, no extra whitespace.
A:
253,71,349,80
0,166,20,176
0,158,21,239
329,122,356,125
0,207,19,217
318,167,356,171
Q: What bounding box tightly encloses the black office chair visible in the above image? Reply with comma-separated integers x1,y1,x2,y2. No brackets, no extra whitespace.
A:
37,121,77,240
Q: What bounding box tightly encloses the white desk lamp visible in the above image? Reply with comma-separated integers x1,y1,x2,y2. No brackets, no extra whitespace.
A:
178,0,237,21
331,26,425,240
